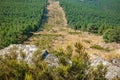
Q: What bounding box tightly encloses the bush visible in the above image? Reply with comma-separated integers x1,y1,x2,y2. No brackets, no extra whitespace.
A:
87,24,98,33
103,28,120,43
103,29,114,43
0,43,108,80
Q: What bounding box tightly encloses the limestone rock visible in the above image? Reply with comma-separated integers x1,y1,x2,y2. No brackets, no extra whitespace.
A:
91,57,120,80
112,58,120,67
0,44,38,64
45,54,59,67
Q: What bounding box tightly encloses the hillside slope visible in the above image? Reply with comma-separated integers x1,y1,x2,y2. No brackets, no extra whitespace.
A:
24,0,120,60
0,0,120,79
59,0,120,43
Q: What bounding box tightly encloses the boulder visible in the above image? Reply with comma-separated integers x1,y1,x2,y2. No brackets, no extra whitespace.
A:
0,44,38,64
112,58,120,67
41,50,59,68
91,57,120,80
45,54,59,67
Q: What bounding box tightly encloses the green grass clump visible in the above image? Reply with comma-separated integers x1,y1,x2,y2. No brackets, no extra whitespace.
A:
69,31,81,35
91,44,111,51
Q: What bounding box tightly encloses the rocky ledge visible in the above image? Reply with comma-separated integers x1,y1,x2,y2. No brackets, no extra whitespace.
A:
0,44,38,64
91,57,120,80
0,44,120,80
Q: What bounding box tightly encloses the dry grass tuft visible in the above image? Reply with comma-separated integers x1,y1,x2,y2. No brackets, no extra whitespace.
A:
104,53,120,61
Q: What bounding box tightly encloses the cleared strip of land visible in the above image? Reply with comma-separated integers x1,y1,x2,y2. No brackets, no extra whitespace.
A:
25,0,120,60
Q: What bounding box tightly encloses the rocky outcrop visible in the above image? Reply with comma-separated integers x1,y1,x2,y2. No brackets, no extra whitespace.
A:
0,45,120,80
91,57,120,80
112,58,120,67
41,50,59,68
0,44,38,64
45,54,59,67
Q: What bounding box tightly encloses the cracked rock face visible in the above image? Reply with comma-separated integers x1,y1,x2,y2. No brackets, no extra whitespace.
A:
0,44,38,64
45,54,59,67
91,57,120,80
41,50,59,68
106,65,120,79
0,45,59,67
112,58,120,67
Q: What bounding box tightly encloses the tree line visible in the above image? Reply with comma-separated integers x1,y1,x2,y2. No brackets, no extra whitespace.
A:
0,0,47,49
59,0,120,43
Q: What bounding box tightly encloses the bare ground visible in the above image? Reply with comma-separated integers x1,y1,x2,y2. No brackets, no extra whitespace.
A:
25,0,120,60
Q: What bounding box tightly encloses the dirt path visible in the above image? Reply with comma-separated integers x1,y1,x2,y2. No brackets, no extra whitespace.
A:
25,0,120,60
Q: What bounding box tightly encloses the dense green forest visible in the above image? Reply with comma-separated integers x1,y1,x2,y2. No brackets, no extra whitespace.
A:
0,0,47,49
59,0,120,43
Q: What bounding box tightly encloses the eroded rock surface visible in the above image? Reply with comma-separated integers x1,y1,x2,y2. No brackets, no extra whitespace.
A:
91,57,120,80
0,44,38,64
